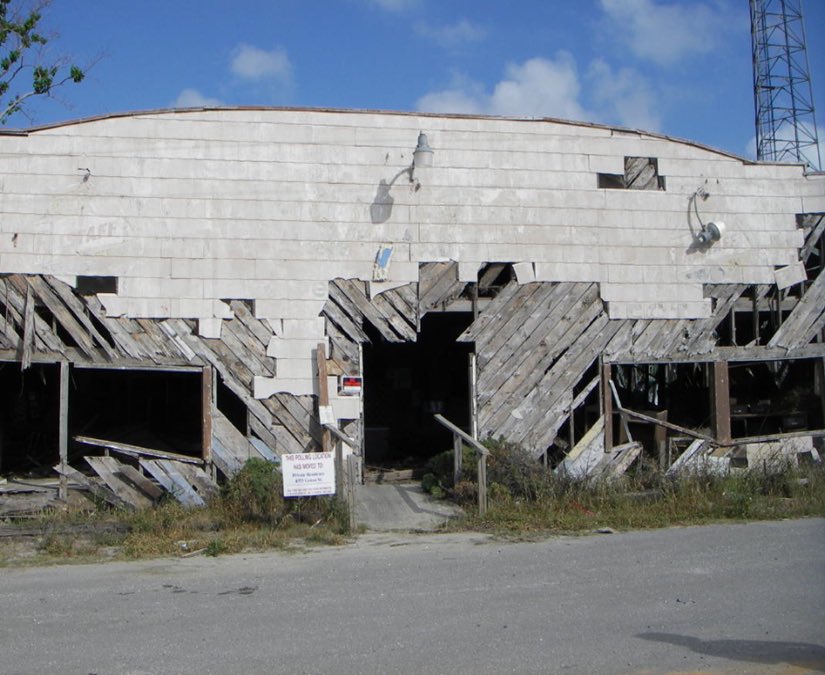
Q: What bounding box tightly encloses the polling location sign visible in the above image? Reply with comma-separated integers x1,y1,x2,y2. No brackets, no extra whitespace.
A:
281,452,336,497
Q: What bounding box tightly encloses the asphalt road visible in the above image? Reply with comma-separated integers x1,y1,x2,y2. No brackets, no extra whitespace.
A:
1,519,824,675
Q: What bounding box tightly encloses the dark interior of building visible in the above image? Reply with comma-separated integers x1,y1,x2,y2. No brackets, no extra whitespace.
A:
0,363,204,476
363,312,473,470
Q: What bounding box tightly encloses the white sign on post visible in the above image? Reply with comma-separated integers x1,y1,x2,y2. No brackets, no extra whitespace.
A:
281,452,336,497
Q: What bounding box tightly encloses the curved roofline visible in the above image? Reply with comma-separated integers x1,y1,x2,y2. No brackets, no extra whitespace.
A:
0,104,802,167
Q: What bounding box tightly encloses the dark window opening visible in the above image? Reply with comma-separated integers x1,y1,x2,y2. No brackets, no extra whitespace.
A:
68,368,203,463
362,313,474,472
76,276,118,295
729,359,822,438
608,362,712,457
597,173,625,189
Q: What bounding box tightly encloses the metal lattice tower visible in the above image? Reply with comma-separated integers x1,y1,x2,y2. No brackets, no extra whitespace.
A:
750,0,821,171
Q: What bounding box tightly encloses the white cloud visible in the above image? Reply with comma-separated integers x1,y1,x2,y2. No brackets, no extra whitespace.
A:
587,59,660,131
599,0,720,66
415,19,487,49
173,88,223,108
230,44,292,82
417,54,591,121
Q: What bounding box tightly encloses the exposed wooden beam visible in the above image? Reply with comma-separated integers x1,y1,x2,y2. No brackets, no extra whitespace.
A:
711,361,732,445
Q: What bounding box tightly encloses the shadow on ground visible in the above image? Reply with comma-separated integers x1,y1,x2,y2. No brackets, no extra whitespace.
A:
637,632,825,673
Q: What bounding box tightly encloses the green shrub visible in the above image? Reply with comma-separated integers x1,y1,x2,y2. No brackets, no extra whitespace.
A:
422,439,552,503
483,438,552,501
221,458,285,525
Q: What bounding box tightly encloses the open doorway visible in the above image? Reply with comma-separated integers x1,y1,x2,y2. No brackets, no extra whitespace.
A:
363,312,473,472
0,362,61,475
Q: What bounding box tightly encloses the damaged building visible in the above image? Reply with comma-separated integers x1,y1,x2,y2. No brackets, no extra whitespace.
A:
1,107,824,510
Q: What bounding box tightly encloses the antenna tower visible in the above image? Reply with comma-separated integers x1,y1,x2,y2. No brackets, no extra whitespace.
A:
750,0,821,171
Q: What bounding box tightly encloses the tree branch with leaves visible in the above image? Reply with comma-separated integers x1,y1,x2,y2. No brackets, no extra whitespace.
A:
1,0,84,124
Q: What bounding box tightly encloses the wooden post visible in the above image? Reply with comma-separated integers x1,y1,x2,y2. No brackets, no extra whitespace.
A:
752,290,760,344
334,437,344,499
601,362,613,451
468,353,478,439
201,366,213,466
58,361,69,502
346,454,358,531
711,360,731,444
316,343,331,453
655,410,668,470
478,453,487,516
453,433,462,485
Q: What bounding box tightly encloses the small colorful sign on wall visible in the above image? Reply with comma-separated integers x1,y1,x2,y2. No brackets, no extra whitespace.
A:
281,452,336,497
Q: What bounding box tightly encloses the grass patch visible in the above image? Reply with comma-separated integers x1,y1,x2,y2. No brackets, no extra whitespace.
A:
2,450,824,566
0,458,352,566
424,440,825,535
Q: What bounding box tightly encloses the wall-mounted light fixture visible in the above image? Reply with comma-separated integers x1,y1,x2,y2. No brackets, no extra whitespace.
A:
696,220,725,245
412,132,433,169
690,183,726,246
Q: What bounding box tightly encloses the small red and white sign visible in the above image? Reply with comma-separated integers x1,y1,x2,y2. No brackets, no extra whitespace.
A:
339,375,362,396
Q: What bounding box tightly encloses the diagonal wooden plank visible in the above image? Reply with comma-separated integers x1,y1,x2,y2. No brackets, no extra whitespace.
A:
53,463,127,509
323,294,370,344
0,277,65,353
21,285,35,370
140,459,204,507
114,462,165,501
83,295,148,359
230,300,275,347
336,279,403,342
478,284,601,418
172,461,218,501
85,456,153,509
458,281,522,342
155,460,207,507
41,276,119,359
24,276,98,359
211,437,246,478
769,272,825,349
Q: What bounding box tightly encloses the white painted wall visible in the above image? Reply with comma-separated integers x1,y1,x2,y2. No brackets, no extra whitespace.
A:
1,108,822,398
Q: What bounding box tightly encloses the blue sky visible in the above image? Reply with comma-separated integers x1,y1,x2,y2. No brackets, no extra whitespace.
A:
5,0,825,164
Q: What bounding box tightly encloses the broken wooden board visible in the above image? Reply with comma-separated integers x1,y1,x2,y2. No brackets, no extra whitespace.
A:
0,491,57,516
555,417,605,479
139,459,205,508
53,464,128,509
596,442,642,482
75,435,203,464
768,271,825,350
84,456,154,510
665,440,730,477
